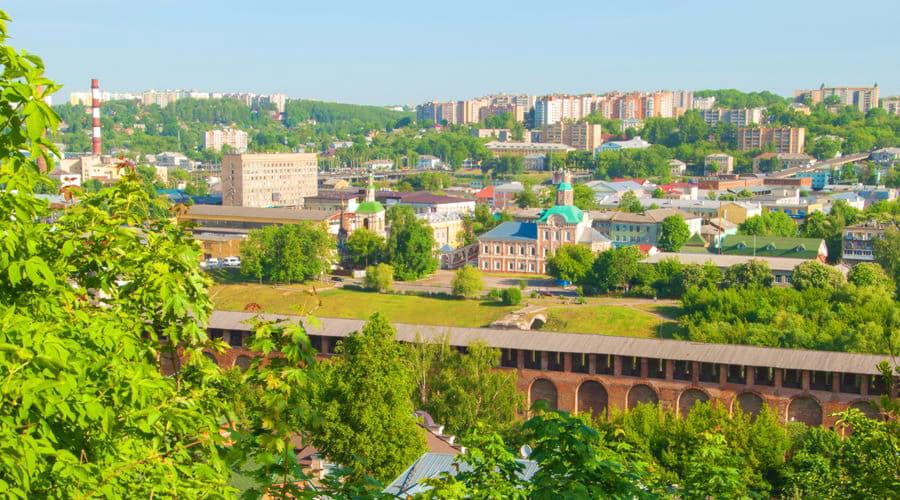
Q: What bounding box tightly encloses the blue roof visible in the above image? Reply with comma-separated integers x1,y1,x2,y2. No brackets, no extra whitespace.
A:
384,452,539,496
478,221,538,241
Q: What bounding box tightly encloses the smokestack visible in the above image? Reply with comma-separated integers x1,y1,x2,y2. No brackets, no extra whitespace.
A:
91,78,101,155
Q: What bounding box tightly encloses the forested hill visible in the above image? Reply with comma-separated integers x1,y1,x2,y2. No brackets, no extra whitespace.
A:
52,97,412,160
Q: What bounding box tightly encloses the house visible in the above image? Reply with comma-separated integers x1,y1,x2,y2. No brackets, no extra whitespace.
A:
524,153,547,170
362,159,394,170
826,192,865,210
669,159,687,176
492,181,525,210
590,208,702,247
870,147,900,165
417,155,442,169
753,152,815,172
842,221,896,265
374,191,475,215
585,180,647,197
659,183,699,200
704,153,734,175
643,252,820,286
474,185,494,205
857,188,897,206
478,175,611,274
595,135,651,154
699,217,738,246
594,197,762,225
796,170,832,190
717,235,828,261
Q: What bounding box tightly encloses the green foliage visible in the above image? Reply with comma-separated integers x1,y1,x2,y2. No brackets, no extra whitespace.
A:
571,183,597,210
407,339,523,436
364,263,394,292
791,261,845,291
723,259,774,288
407,171,452,190
694,89,788,108
482,155,523,178
657,215,691,252
618,191,644,213
545,244,594,284
345,227,384,268
451,265,484,299
847,262,894,289
738,212,798,237
587,246,644,293
873,226,900,286
385,206,438,280
309,313,426,482
514,186,540,208
500,287,522,306
239,222,335,283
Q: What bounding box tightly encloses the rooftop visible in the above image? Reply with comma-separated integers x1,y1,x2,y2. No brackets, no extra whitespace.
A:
718,235,826,259
537,205,584,224
478,221,538,241
181,204,337,222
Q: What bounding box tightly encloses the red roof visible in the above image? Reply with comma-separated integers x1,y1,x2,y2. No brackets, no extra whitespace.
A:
637,244,658,254
612,177,647,185
476,185,494,199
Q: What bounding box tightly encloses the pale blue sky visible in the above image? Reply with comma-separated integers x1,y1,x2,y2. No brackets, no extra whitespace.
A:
7,0,899,105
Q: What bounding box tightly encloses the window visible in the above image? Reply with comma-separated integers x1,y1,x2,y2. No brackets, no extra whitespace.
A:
674,360,692,380
529,263,535,272
494,261,500,270
523,350,541,370
621,356,640,377
596,354,614,374
726,365,746,384
647,358,665,379
500,348,518,368
754,367,774,386
544,230,549,239
840,373,861,394
699,363,719,383
228,331,244,348
810,371,832,391
782,369,802,389
495,245,501,253
508,262,514,271
572,353,590,373
547,352,564,371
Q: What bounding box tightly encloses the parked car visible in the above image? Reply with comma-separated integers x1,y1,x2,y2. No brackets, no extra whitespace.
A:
223,256,241,267
205,257,221,268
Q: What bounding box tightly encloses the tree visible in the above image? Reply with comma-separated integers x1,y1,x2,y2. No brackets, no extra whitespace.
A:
364,263,393,292
847,262,894,289
791,261,845,291
500,287,522,305
385,206,437,280
345,227,384,268
873,227,900,284
658,215,691,252
619,191,643,213
546,244,594,284
724,259,774,288
738,212,798,237
240,222,334,283
587,246,644,293
408,339,523,435
309,313,425,482
0,20,236,495
451,265,484,299
571,183,597,210
810,137,841,160
514,187,540,208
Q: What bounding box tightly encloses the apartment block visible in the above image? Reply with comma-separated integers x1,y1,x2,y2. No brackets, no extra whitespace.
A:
794,84,880,113
204,128,249,153
704,153,734,174
222,152,318,208
700,108,764,127
737,127,806,154
882,96,900,115
540,121,602,150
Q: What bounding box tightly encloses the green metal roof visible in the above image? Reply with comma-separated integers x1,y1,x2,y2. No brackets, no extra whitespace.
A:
355,200,385,214
537,205,584,224
557,182,573,191
718,235,824,259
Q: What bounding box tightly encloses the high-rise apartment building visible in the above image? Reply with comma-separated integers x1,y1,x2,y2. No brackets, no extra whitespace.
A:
692,96,716,111
881,96,900,115
221,153,318,208
204,128,249,153
700,108,764,127
737,127,806,154
533,95,600,126
794,84,880,113
541,122,602,151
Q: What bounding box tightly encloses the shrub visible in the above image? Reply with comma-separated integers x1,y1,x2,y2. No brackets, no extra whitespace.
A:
501,287,522,306
364,263,394,292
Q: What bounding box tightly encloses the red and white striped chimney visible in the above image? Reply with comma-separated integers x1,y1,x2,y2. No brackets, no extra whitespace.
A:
91,78,101,155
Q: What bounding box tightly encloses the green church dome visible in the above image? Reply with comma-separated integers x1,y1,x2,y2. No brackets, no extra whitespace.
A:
356,200,385,214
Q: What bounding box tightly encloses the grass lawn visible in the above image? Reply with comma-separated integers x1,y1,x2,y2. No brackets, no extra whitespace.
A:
540,305,675,338
210,286,518,328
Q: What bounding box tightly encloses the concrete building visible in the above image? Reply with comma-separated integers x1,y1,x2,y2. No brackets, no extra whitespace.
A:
795,84,880,113
374,191,475,215
221,153,318,208
737,127,806,154
692,96,716,110
881,96,900,115
841,221,896,265
595,136,652,154
204,128,249,153
870,147,900,165
764,201,823,221
524,154,546,171
540,121,602,151
421,212,466,250
492,181,525,210
752,152,815,173
669,159,687,176
416,155,442,169
704,153,734,175
590,209,702,247
485,141,574,157
699,108,764,127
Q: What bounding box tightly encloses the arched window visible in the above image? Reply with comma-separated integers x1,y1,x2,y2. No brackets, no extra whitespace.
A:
627,384,658,409
678,388,710,417
577,381,608,418
530,379,558,410
788,397,823,426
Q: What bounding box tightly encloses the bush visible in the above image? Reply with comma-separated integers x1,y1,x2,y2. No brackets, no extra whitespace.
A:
364,263,394,292
451,265,484,299
500,287,522,306
518,279,528,290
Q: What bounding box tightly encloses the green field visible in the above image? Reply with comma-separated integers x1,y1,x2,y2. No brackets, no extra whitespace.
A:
211,286,518,328
540,305,675,338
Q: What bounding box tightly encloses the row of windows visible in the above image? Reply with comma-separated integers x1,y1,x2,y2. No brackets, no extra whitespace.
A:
612,225,650,232
541,230,571,241
499,349,888,396
481,260,539,272
482,244,538,256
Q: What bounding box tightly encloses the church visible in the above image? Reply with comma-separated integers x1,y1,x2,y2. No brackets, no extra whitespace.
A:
477,172,610,274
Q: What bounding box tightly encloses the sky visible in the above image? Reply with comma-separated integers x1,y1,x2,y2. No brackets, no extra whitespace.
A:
7,0,899,106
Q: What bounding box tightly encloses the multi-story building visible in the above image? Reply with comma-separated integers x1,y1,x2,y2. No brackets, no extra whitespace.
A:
704,153,734,174
221,152,318,208
533,95,600,126
752,152,816,172
540,122,602,151
841,221,896,264
795,84,880,113
692,96,716,110
700,108,764,127
204,128,249,153
477,177,611,274
737,127,806,154
485,141,574,157
590,208,702,247
881,96,900,115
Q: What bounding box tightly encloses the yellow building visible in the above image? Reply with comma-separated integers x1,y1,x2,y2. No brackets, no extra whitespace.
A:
421,212,466,250
222,152,318,208
716,202,763,225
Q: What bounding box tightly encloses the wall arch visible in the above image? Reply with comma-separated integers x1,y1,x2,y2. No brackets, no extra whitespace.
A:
576,380,608,418
529,378,558,409
234,355,252,372
788,396,823,426
732,392,765,420
159,350,180,375
202,351,218,365
627,383,659,409
850,400,881,420
678,388,710,417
